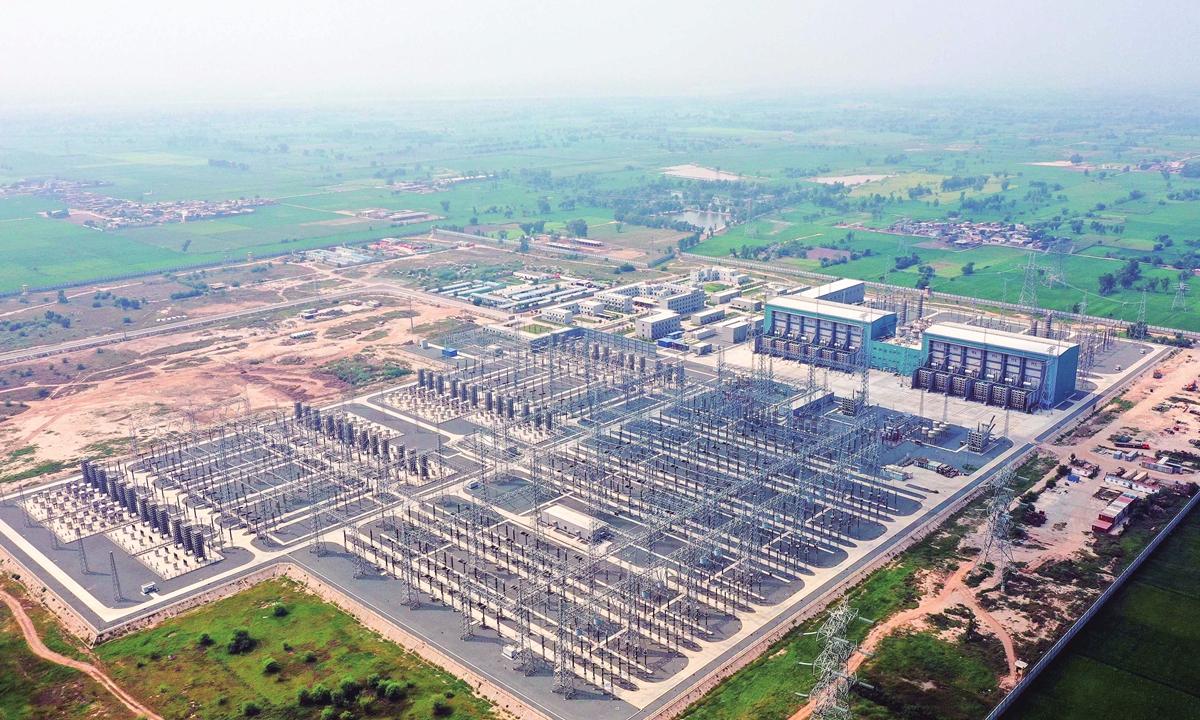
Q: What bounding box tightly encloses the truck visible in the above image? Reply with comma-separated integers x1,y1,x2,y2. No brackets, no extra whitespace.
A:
1114,441,1151,450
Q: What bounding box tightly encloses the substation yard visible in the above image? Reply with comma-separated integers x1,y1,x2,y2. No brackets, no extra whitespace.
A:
0,324,1159,720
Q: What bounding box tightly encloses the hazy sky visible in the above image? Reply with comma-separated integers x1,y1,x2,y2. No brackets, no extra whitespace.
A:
2,0,1198,106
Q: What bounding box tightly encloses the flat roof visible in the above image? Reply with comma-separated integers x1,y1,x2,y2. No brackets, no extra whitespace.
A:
541,503,601,530
800,278,864,299
766,295,895,325
923,322,1078,358
640,310,680,322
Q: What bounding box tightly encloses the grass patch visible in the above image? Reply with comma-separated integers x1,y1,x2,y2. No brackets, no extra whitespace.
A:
0,460,67,485
857,630,1004,720
316,354,411,387
94,579,493,720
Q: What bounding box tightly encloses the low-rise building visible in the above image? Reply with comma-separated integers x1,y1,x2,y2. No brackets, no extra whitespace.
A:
712,288,742,304
713,318,750,344
690,266,750,285
729,297,762,312
635,310,682,341
540,304,576,324
540,504,604,542
691,307,726,325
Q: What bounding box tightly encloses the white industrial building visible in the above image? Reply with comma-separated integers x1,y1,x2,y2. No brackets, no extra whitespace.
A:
540,504,604,543
800,278,866,305
636,310,682,340
713,317,750,344
691,307,726,325
690,266,750,285
712,288,742,304
596,281,706,315
540,304,576,324
729,297,763,312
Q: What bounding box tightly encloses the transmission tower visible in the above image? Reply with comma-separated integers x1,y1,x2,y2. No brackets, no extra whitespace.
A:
1078,291,1088,316
801,600,871,720
552,599,576,698
1173,282,1189,312
1129,290,1148,340
76,528,89,575
978,467,1016,591
1019,252,1039,309
109,551,122,602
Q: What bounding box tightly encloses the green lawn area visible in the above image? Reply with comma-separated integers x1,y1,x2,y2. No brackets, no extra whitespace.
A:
1003,504,1200,720
94,579,493,720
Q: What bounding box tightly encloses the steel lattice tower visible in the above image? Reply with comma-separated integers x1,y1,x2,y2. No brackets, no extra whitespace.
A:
1019,252,1039,309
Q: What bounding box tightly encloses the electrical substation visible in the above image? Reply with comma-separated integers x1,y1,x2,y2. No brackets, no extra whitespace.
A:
0,320,1161,719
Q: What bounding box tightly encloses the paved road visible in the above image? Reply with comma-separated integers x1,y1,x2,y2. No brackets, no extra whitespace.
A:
0,588,165,720
0,282,508,367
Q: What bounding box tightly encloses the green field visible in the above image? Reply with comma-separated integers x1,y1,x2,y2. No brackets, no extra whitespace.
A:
1,98,1198,333
1003,503,1200,720
94,579,492,720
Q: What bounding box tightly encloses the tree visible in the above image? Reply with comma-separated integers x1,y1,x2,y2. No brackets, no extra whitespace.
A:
565,218,588,237
518,236,530,253
56,290,68,304
1117,258,1141,288
962,262,975,276
1070,153,1084,164
227,628,254,655
440,200,450,213
1097,272,1117,296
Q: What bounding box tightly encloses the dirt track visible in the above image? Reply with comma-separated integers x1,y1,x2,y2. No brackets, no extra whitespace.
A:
0,588,163,720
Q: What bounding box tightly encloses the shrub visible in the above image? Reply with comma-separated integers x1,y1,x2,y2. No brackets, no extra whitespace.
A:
340,712,356,720
297,688,312,706
273,604,289,617
382,682,407,701
311,684,332,705
282,642,292,652
304,651,318,663
339,678,361,701
242,701,261,717
321,708,336,720
197,633,214,647
433,699,454,717
366,673,381,690
331,689,346,707
262,657,280,674
228,628,254,655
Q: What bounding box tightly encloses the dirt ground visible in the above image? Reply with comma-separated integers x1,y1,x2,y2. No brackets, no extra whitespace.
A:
792,347,1200,713
0,297,463,480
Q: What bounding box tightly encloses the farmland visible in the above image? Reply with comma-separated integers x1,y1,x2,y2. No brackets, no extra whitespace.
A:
1,97,1199,332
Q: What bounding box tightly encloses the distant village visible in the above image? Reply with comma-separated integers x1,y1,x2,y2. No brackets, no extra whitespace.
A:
847,219,1043,249
2,179,274,230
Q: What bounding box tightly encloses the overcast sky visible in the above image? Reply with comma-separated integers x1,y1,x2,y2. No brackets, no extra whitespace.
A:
2,0,1198,107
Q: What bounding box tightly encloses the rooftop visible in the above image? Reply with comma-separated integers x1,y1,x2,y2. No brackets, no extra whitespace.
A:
641,310,680,322
766,295,895,325
923,322,1079,358
800,278,864,299
542,503,602,530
